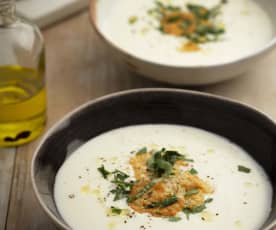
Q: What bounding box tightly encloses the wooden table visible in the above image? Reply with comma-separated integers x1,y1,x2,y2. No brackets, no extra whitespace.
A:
1,10,276,230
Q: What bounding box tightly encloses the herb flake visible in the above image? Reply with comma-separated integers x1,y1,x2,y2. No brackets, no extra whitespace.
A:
189,168,198,175
147,148,193,177
183,204,206,219
182,198,213,219
102,169,133,201
167,216,182,222
205,198,213,204
128,180,157,203
111,206,122,215
128,16,138,24
136,147,147,155
97,165,110,179
146,1,227,48
238,165,251,173
185,188,199,197
146,195,178,208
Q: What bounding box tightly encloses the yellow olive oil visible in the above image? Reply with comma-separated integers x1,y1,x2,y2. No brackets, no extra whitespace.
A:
0,65,46,147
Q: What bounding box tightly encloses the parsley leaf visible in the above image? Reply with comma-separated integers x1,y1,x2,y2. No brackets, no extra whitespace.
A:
189,168,198,175
205,198,213,203
185,188,199,197
183,204,206,219
167,216,182,222
110,206,122,215
136,147,147,155
128,180,157,203
238,165,251,173
146,195,178,208
110,170,133,201
147,148,193,177
97,165,110,179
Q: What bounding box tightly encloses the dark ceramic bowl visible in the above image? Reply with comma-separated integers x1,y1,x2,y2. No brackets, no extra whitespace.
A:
31,88,276,229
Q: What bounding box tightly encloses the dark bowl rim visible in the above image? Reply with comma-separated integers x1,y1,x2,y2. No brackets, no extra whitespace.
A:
31,88,276,230
89,0,276,69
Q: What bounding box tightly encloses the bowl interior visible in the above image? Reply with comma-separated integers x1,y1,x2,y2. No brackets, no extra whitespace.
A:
32,89,276,229
92,0,276,67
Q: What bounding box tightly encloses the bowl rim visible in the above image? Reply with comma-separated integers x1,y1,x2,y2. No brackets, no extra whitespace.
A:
89,0,276,69
31,88,276,230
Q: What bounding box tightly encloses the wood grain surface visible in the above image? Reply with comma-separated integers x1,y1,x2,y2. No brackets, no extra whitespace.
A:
1,10,276,230
0,148,15,230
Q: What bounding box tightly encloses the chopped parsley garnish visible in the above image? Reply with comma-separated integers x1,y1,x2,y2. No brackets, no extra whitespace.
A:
238,165,251,173
97,165,110,179
98,147,213,221
136,147,147,155
183,158,194,162
189,168,198,175
187,0,227,20
205,198,213,203
113,169,129,181
187,4,210,20
183,198,213,219
110,170,133,201
146,195,178,208
191,204,207,213
147,148,193,177
148,157,172,177
167,216,182,222
185,188,199,197
146,0,227,48
159,25,165,32
128,180,157,203
163,150,191,164
97,167,133,201
155,1,180,13
128,16,138,24
110,206,122,215
166,15,181,23
181,20,192,30
147,149,172,177
183,204,206,219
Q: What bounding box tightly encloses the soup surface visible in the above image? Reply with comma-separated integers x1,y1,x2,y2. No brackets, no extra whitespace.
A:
96,0,274,66
54,125,272,230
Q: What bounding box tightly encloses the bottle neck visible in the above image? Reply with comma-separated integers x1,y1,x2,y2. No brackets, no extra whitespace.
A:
0,0,16,26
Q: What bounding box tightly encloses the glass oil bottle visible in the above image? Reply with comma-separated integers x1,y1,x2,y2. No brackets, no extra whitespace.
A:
0,0,46,147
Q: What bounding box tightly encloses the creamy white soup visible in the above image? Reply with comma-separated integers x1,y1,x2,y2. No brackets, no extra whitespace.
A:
96,0,274,66
54,124,272,230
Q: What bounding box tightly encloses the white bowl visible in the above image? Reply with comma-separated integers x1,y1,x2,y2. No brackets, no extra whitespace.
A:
90,0,276,85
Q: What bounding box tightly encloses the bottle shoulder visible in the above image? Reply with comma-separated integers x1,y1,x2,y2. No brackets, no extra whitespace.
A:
0,16,44,66
0,17,44,43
